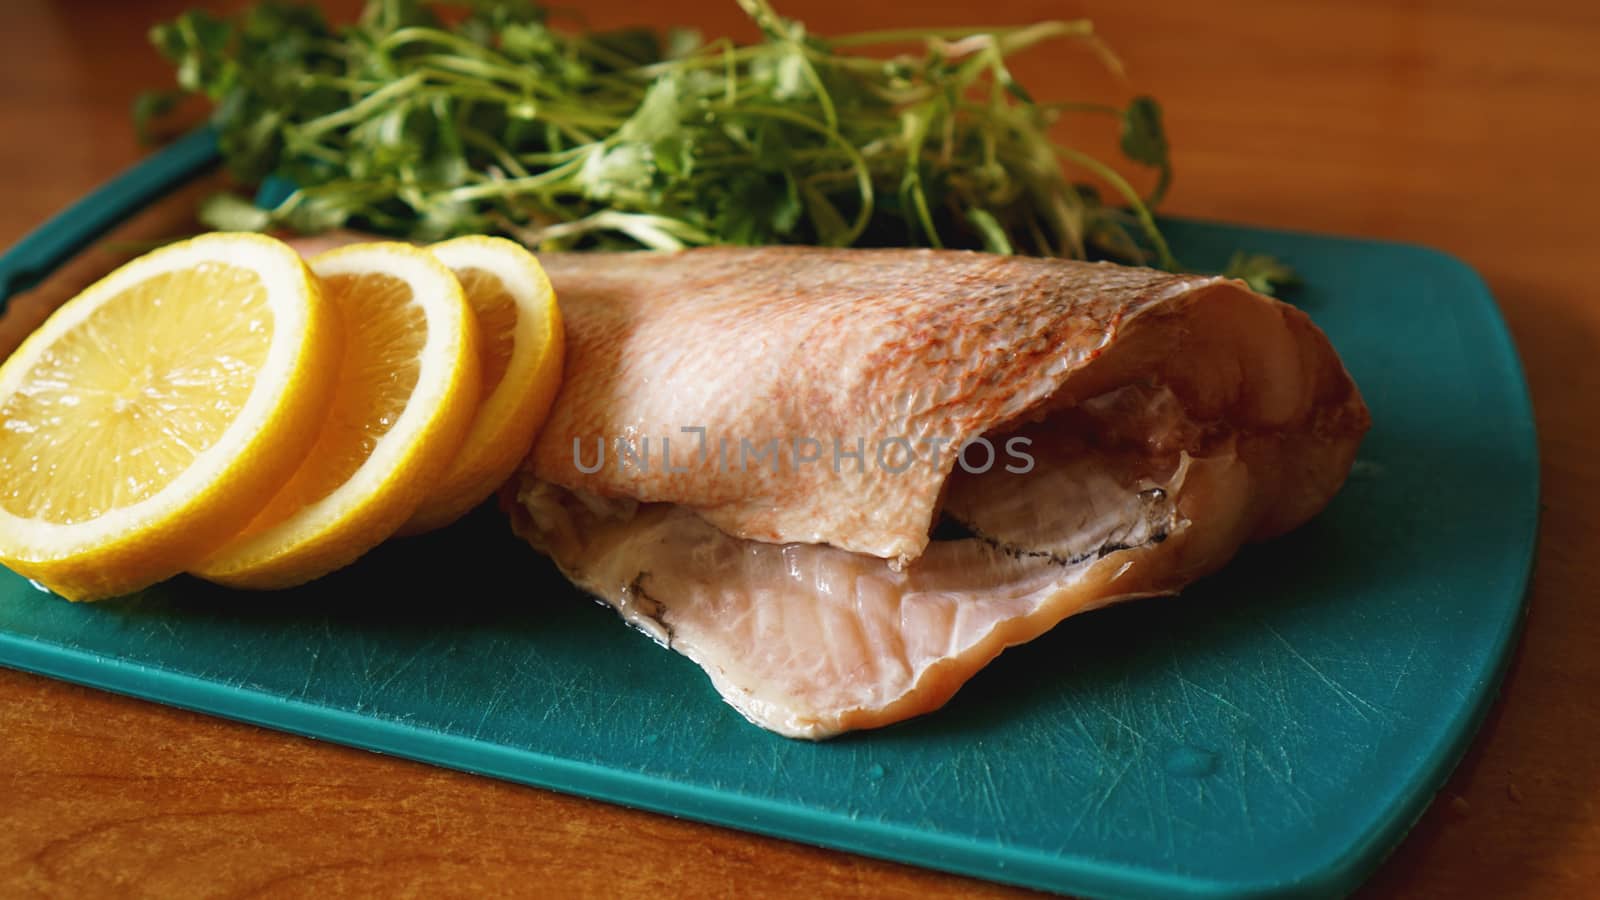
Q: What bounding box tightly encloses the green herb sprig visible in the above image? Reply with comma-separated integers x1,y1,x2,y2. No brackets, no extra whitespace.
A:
140,0,1196,268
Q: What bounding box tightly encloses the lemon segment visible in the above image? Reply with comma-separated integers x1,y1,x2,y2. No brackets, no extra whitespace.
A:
0,233,339,601
193,242,480,589
404,236,565,534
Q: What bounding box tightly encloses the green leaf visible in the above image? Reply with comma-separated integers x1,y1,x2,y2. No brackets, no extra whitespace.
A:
241,2,328,53
799,180,850,246
459,0,545,41
282,191,354,233
651,133,694,178
213,87,282,181
715,169,802,245
1222,251,1300,296
198,192,272,231
414,199,484,240
1119,95,1172,207
149,13,230,101
499,22,560,63
665,27,702,60
132,91,180,144
619,76,683,144
1119,96,1167,167
773,48,809,101
577,143,654,204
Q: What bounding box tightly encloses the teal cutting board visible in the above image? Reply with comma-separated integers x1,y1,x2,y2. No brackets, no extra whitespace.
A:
0,132,1539,898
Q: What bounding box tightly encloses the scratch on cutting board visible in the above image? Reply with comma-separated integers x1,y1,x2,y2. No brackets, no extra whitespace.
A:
1173,669,1249,718
977,759,1008,836
295,620,339,697
1096,706,1148,745
369,639,438,695
1088,751,1141,819
535,682,582,726
354,634,379,690
1064,705,1098,748
595,691,625,720
766,744,790,783
470,682,513,739
1388,637,1424,702
891,754,950,805
294,625,330,699
1263,624,1383,720
1248,743,1315,822
1230,743,1257,837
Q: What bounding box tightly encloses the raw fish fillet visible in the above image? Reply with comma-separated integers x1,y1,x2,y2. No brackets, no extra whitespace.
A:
505,247,1369,739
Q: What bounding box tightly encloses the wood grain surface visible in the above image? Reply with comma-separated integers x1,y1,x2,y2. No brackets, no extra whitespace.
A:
3,0,1597,896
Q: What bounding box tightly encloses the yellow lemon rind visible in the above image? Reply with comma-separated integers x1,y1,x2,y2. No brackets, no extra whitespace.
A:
192,242,480,589
0,233,340,601
403,235,565,534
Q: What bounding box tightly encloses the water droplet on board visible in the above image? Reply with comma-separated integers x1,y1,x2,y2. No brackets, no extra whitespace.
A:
865,763,885,781
1163,745,1218,778
27,578,53,594
642,733,659,745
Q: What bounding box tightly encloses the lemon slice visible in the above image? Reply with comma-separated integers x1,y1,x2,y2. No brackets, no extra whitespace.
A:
0,233,339,601
403,236,564,533
194,242,480,589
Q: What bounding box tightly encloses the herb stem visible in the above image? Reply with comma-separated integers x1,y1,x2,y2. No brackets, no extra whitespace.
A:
444,153,592,203
829,20,1093,49
294,71,425,140
1055,145,1176,270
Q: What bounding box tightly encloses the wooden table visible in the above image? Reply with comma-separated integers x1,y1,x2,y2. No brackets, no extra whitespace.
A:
3,0,1596,895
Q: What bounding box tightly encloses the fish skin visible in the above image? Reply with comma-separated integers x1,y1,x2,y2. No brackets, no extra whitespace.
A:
529,247,1243,563
505,246,1369,738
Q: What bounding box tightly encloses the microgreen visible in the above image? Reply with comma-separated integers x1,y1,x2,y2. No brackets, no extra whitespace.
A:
1223,251,1301,295
139,0,1294,288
